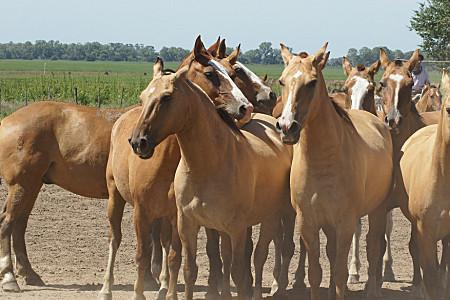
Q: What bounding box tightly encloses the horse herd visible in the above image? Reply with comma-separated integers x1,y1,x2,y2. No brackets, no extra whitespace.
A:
0,36,449,300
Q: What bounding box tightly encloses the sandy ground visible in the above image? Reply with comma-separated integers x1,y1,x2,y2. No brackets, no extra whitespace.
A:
0,183,423,299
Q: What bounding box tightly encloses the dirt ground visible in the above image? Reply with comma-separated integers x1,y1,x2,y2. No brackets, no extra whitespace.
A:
0,183,423,299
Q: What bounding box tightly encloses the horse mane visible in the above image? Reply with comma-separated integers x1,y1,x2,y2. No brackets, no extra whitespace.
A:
216,109,244,136
356,64,366,72
330,98,355,128
163,69,176,75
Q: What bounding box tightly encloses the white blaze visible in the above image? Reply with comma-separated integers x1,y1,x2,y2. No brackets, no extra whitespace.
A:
388,74,404,109
350,76,370,110
208,60,252,113
235,62,272,100
279,72,301,130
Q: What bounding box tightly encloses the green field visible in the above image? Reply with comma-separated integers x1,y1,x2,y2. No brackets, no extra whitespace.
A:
0,59,442,118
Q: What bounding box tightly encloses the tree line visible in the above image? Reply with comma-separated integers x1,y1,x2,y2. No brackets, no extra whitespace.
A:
0,40,418,66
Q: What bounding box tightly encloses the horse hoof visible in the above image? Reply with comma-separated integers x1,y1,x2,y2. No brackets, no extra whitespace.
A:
382,269,396,282
292,280,307,290
157,288,168,300
347,274,360,284
221,291,232,300
2,279,21,293
97,292,112,300
24,273,45,286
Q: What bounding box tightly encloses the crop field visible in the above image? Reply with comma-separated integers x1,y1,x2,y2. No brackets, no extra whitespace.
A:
0,59,442,118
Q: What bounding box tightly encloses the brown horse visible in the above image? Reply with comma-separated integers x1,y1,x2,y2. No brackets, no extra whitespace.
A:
277,43,393,299
399,69,450,300
129,47,293,300
415,84,442,113
377,48,443,291
99,35,254,300
216,39,277,114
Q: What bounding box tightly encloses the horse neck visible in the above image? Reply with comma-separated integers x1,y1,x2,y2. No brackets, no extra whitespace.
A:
362,94,377,115
299,76,346,164
432,100,450,175
176,84,242,176
416,92,429,112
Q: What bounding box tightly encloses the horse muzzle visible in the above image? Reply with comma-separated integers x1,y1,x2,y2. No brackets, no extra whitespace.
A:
129,135,155,159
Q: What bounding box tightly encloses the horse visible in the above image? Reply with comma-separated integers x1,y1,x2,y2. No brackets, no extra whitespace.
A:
399,69,450,300
0,37,228,293
99,36,255,300
129,45,294,300
276,43,393,299
377,48,444,292
415,84,442,113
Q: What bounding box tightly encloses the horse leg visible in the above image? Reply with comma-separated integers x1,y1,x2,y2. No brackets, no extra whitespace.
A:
178,212,199,300
416,223,440,300
323,225,337,300
366,205,387,298
132,205,154,300
98,186,126,300
299,214,322,300
1,181,42,292
205,228,222,298
166,215,181,300
230,228,250,300
244,226,254,297
382,210,395,282
149,218,162,286
409,222,423,294
220,232,232,300
334,221,356,300
271,223,282,295
158,217,172,299
12,182,45,286
254,219,278,300
440,236,450,299
293,237,307,289
272,210,295,296
347,218,362,284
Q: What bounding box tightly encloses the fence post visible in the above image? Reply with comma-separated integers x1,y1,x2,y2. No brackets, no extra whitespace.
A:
75,87,78,104
97,87,101,108
0,87,2,115
120,87,124,107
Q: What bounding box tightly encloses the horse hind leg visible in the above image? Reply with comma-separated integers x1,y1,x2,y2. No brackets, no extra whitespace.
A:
347,218,362,284
382,210,396,282
98,187,126,300
1,181,42,292
166,216,181,300
205,228,222,298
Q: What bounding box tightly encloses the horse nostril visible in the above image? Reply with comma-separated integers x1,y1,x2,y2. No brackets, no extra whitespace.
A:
384,116,389,124
289,121,300,134
275,121,282,132
269,91,277,101
139,137,148,150
128,138,132,145
446,107,450,115
239,105,247,116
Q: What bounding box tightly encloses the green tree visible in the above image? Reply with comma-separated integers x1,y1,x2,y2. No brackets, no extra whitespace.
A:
410,0,450,60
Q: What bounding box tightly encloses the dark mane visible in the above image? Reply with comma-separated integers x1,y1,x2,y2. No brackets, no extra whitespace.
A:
394,59,404,67
330,98,355,128
216,108,244,136
356,64,366,72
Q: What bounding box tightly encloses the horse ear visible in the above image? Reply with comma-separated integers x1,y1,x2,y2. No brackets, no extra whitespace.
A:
314,42,329,66
280,43,293,66
405,49,420,73
207,36,221,57
422,84,430,94
342,56,353,76
153,57,164,77
217,39,227,59
262,74,268,82
368,60,381,78
441,68,449,91
318,51,330,70
227,44,240,65
193,35,212,67
379,48,390,69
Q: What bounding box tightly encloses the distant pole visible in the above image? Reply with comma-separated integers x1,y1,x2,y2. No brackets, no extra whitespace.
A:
43,62,47,75
97,87,101,108
120,87,124,107
75,87,78,104
0,87,2,115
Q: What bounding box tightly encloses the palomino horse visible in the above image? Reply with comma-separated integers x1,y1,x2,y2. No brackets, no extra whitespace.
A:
276,43,393,299
99,36,254,300
415,84,442,113
378,48,442,291
0,37,228,292
399,69,450,300
129,49,294,300
338,57,398,284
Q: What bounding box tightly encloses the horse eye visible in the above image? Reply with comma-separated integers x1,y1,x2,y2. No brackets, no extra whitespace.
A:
379,81,385,88
161,95,171,102
235,68,243,73
205,72,213,78
279,79,285,86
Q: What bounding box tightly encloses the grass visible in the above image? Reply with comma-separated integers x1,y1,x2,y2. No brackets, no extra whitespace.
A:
0,59,443,118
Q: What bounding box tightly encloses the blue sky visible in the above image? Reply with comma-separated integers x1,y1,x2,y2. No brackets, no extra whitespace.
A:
1,0,422,57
